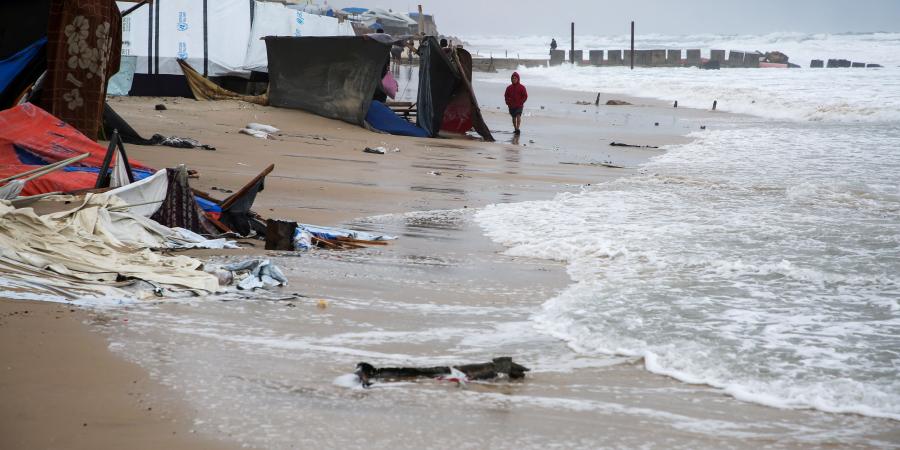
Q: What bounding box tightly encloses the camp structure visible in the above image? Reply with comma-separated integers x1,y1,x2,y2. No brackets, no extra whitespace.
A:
265,35,493,141
115,0,354,97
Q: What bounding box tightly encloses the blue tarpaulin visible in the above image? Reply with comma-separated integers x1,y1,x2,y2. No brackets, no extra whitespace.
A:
0,38,46,95
365,101,429,138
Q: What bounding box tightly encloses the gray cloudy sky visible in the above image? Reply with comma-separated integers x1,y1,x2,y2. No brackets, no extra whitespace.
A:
327,0,900,36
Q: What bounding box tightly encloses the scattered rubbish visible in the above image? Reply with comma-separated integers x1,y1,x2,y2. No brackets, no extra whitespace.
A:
239,128,272,139
150,134,216,150
353,357,530,388
610,142,659,149
575,100,592,106
654,122,659,126
391,147,401,153
265,219,395,251
206,259,287,290
529,139,535,144
154,104,167,111
247,123,280,134
364,146,386,154
316,299,328,309
700,125,707,130
606,100,632,106
292,227,313,251
210,186,234,194
427,170,442,176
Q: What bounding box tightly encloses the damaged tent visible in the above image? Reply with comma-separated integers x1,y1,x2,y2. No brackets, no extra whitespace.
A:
265,35,493,141
116,0,354,97
0,103,153,196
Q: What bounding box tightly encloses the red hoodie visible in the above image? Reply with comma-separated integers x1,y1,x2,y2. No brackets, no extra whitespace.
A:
504,72,528,108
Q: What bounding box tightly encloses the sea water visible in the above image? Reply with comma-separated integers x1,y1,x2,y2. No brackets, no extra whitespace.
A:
474,32,900,421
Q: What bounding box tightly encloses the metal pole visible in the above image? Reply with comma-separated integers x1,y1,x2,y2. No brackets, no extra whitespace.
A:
630,21,635,70
570,22,575,63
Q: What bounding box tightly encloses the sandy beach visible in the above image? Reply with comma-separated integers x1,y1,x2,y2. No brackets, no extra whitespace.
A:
3,76,898,449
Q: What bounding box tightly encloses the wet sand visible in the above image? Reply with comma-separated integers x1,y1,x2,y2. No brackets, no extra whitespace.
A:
3,78,896,448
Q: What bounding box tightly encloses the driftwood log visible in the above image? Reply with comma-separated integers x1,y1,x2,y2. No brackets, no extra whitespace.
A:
354,357,530,387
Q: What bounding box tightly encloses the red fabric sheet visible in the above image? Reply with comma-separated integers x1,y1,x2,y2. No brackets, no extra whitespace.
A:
0,103,151,195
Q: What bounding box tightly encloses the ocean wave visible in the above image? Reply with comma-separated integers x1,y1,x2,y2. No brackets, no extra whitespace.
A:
474,125,900,420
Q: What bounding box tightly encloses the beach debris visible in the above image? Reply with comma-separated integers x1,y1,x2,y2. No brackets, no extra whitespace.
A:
239,128,271,139
154,104,167,111
150,134,216,150
206,259,287,290
316,299,328,309
210,186,234,194
264,219,395,251
560,161,627,169
654,122,659,126
265,219,299,250
700,125,707,130
364,146,387,154
575,100,592,106
610,141,659,149
606,100,632,106
353,357,530,388
427,170,442,176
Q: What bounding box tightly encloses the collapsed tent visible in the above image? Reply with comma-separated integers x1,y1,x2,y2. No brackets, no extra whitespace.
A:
265,35,492,140
0,193,222,295
417,37,493,141
0,103,153,196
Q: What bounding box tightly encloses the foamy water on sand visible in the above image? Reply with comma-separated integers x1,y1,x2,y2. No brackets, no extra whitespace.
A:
475,32,900,423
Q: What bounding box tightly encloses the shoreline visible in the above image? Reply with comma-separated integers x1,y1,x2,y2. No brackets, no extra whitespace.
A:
5,78,896,447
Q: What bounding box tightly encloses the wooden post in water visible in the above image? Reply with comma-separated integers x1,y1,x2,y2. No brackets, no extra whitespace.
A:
570,22,575,64
630,21,635,70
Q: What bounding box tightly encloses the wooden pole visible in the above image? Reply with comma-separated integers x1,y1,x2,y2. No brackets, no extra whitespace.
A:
417,5,424,35
630,21,635,70
570,22,575,64
220,164,275,211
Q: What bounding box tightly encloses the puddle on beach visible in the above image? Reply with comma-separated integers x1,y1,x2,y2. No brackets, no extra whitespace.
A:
79,209,898,449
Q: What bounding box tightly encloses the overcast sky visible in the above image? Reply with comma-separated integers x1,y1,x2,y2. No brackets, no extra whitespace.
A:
326,0,900,36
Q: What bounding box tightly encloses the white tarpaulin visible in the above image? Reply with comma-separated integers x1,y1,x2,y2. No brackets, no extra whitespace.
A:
117,0,252,77
0,194,221,293
243,1,355,72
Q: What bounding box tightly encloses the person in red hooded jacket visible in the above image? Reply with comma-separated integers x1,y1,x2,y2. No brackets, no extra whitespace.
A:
504,72,528,134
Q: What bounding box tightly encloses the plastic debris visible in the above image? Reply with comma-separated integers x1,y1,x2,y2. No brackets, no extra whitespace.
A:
246,123,280,134
364,146,386,154
207,259,288,290
292,227,313,251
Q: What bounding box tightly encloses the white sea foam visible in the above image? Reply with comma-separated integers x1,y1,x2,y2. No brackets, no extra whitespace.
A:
475,123,900,420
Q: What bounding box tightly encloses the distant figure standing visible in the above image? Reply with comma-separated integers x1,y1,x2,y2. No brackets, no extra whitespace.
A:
550,38,558,52
504,72,528,135
391,44,403,67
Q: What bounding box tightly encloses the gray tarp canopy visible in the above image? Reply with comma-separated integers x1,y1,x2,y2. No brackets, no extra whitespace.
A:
264,36,390,126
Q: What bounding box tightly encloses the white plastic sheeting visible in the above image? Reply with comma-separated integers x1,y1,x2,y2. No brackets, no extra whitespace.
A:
117,1,353,77
118,0,252,77
243,1,355,72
